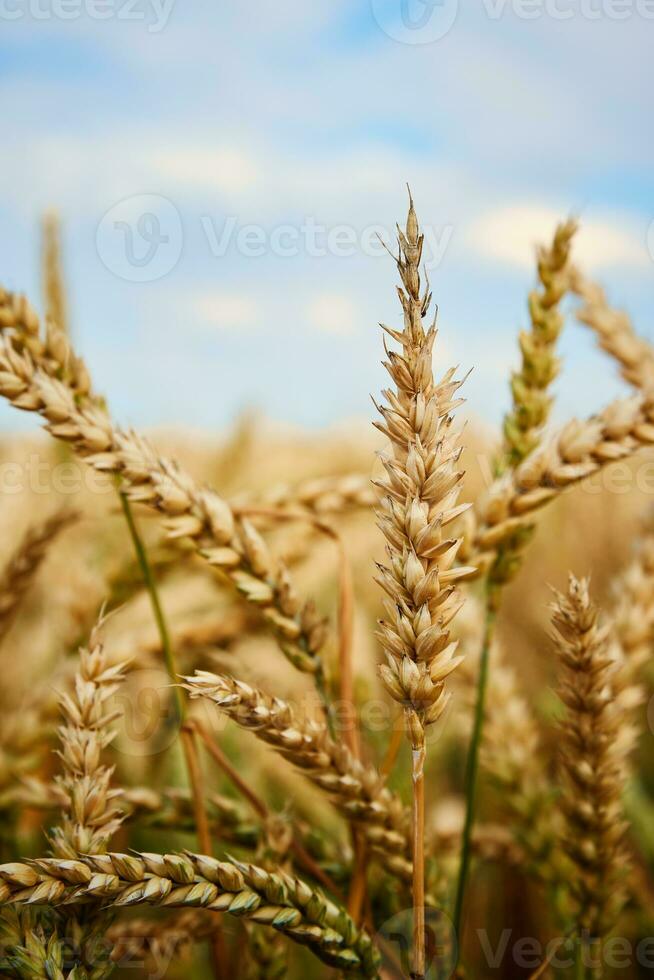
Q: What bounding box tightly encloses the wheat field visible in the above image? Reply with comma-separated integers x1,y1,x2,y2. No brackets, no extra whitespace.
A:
0,195,653,979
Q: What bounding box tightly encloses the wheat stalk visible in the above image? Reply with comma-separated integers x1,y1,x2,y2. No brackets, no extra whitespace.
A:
570,267,654,392
372,192,472,977
246,815,293,978
240,474,375,516
0,852,380,977
182,671,412,880
0,326,328,678
461,391,654,580
552,576,630,951
0,509,76,644
503,219,577,467
607,512,654,699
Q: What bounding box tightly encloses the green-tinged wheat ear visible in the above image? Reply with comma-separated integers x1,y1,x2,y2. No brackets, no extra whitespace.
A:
0,852,380,977
503,218,577,468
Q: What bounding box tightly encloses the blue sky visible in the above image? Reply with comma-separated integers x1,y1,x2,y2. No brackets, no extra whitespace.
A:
0,1,652,434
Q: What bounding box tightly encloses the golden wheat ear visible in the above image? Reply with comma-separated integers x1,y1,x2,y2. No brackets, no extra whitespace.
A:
552,575,630,943
0,306,329,679
181,670,412,881
0,508,77,645
570,265,654,391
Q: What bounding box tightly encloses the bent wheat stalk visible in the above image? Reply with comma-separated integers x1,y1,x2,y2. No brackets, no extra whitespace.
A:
0,852,380,977
0,326,328,679
570,267,654,392
182,671,412,881
462,391,654,578
239,473,375,516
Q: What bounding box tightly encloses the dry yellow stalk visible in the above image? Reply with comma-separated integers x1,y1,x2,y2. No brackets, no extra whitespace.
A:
552,576,630,941
503,219,577,467
570,267,654,391
182,671,412,880
0,509,76,645
0,322,327,676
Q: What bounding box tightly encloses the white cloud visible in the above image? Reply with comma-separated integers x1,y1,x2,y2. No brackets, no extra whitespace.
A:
305,293,359,336
467,204,649,272
152,146,261,195
191,291,260,331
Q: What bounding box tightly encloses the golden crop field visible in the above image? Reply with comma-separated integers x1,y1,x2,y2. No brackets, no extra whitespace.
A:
0,196,653,980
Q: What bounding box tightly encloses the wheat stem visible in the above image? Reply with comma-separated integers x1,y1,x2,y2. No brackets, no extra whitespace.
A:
411,742,426,978
452,602,496,959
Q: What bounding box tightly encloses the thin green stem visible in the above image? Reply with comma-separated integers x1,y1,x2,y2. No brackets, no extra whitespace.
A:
452,599,496,961
118,490,185,725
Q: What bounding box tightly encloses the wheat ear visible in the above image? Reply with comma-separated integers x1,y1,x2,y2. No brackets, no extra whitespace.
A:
0,852,380,977
182,671,412,880
0,509,76,644
461,391,654,580
607,513,654,696
241,473,375,516
372,192,471,977
0,327,327,677
570,267,654,391
503,219,577,467
49,617,128,859
41,212,69,339
552,576,630,949
246,815,293,978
